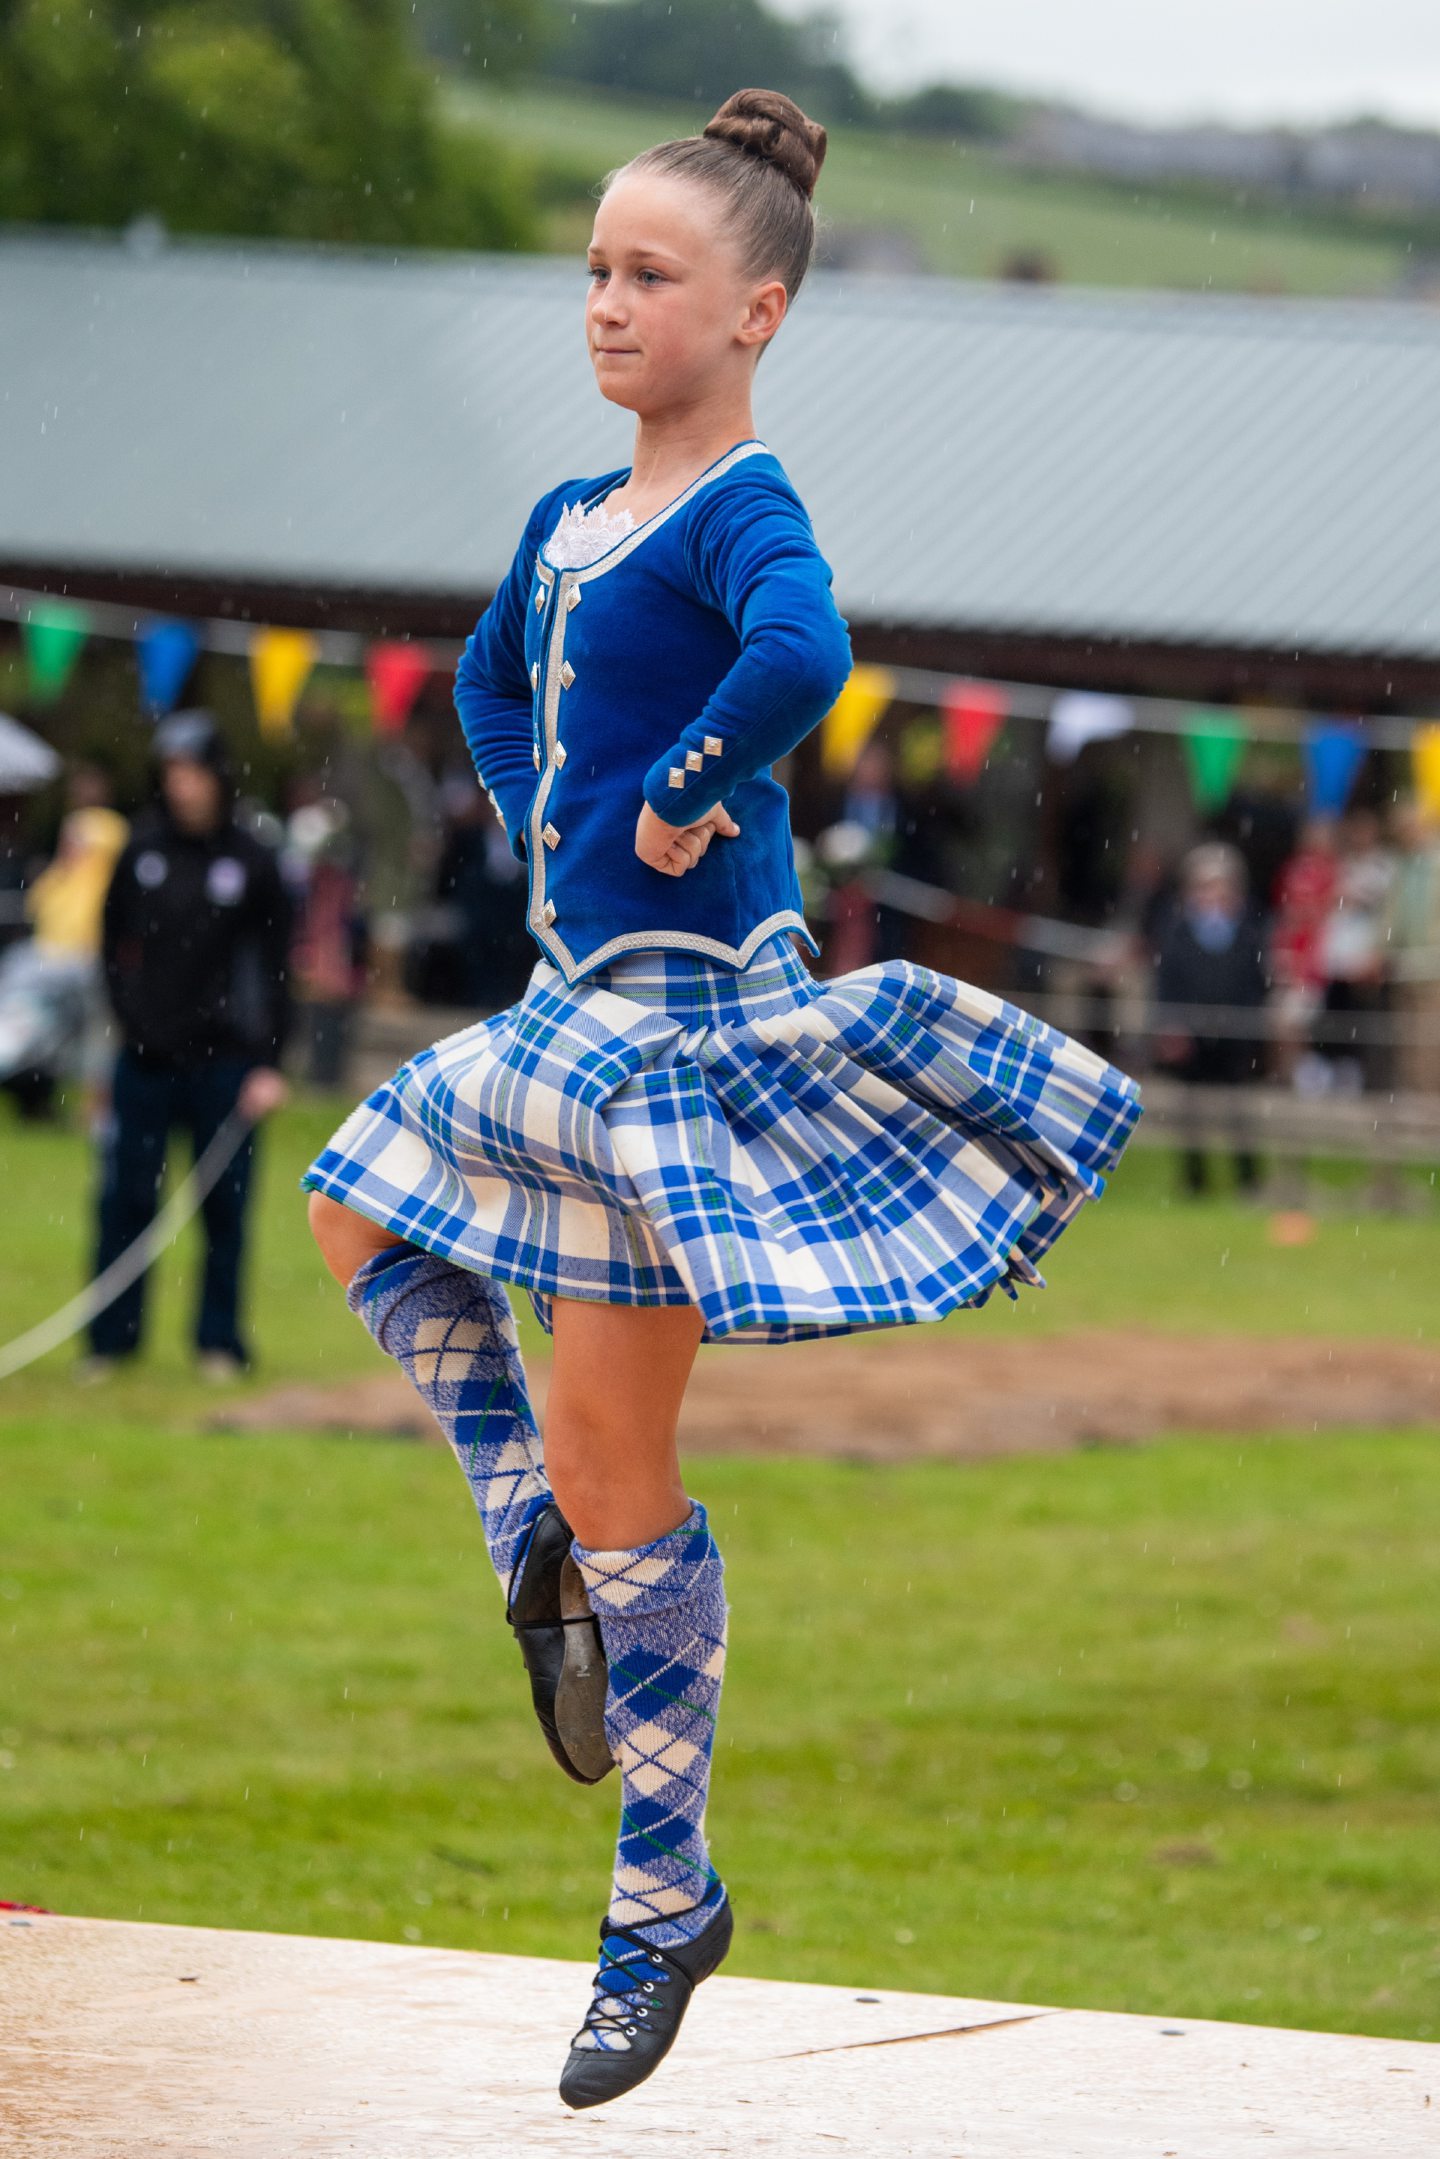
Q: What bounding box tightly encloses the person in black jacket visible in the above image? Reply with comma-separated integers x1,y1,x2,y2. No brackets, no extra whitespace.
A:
1153,841,1269,1197
84,712,291,1377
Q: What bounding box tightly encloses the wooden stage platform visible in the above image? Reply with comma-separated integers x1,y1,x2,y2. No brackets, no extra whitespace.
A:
1,1912,1432,2156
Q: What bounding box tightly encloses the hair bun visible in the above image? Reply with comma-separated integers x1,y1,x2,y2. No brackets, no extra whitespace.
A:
703,88,827,201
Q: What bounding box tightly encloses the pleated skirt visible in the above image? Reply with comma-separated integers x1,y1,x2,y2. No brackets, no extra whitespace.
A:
302,935,1143,1344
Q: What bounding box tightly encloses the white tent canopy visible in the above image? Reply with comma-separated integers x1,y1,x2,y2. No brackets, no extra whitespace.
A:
0,711,62,793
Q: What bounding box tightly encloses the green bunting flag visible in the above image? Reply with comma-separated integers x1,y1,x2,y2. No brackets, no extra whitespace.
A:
22,601,90,704
1181,707,1248,813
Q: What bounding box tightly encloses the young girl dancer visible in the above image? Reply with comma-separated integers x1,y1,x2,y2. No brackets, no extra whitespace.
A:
305,86,1142,2109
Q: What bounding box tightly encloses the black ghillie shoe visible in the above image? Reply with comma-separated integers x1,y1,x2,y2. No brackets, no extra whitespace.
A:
505,1504,612,1786
558,1893,734,2110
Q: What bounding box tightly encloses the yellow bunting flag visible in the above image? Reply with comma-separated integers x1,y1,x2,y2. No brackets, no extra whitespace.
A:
1413,723,1440,823
821,663,895,778
249,627,319,740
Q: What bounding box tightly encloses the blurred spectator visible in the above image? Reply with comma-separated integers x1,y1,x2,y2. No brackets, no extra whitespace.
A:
83,711,291,1382
1386,797,1440,1095
1153,841,1268,1196
0,801,129,1118
65,760,117,816
1269,817,1339,1087
0,795,27,956
1055,748,1130,928
285,795,369,1088
28,802,129,959
406,777,531,1009
843,738,900,851
1317,807,1396,1095
1212,756,1299,927
820,738,906,973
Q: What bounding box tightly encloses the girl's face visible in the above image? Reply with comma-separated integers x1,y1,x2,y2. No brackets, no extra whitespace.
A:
586,172,785,417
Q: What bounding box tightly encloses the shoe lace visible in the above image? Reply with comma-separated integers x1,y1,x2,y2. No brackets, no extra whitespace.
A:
579,1933,674,2049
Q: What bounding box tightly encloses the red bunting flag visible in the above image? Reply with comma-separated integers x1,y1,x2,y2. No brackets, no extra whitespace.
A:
942,680,1007,784
366,641,432,735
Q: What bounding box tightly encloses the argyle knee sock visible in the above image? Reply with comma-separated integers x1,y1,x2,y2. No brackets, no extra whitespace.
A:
346,1247,550,1594
574,1502,728,1951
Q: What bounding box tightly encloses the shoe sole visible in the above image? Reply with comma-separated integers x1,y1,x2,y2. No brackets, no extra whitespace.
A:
554,1554,614,1784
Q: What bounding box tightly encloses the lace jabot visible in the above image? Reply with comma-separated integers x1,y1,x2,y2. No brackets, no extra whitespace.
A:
545,498,636,569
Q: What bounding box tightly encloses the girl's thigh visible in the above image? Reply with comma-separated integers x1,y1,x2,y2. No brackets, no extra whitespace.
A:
544,1297,705,1549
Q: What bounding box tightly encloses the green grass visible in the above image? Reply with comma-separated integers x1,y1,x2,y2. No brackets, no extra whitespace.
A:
1,1104,1434,1423
447,80,1414,298
3,1420,1437,2039
1,1104,1437,2039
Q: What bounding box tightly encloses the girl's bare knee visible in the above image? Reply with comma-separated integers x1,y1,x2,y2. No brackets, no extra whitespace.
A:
544,1395,689,1551
307,1189,345,1264
543,1448,601,1544
308,1190,395,1287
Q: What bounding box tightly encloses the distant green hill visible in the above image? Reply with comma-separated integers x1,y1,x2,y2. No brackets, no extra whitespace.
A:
444,80,1414,297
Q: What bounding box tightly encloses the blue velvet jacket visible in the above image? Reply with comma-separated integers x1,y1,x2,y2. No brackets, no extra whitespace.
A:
453,438,853,983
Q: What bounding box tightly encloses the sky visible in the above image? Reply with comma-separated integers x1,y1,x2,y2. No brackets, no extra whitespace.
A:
768,0,1440,130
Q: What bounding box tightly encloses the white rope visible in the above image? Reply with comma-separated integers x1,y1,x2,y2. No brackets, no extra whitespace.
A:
0,1109,253,1381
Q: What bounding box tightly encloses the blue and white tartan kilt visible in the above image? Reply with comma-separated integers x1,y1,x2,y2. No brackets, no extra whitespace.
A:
302,935,1143,1345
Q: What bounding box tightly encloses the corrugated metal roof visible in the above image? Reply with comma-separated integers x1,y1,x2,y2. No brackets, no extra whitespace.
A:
3,230,1438,657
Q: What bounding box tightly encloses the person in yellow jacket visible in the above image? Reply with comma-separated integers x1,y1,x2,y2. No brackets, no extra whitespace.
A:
0,804,129,1114
28,805,130,958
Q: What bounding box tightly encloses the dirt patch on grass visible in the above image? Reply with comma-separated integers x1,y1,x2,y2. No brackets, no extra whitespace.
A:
212,1330,1440,1463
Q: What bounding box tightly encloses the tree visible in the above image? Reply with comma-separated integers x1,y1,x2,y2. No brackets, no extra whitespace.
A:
410,0,540,78
885,83,1025,144
533,0,873,125
0,0,538,248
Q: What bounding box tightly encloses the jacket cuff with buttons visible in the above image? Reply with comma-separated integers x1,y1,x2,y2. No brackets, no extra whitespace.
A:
641,484,852,825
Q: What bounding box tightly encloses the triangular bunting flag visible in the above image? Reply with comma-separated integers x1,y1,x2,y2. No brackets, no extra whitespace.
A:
1302,718,1366,818
821,664,895,778
22,601,90,704
249,627,319,740
365,641,431,736
137,618,201,716
941,680,1007,785
1182,707,1248,813
1412,723,1440,823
